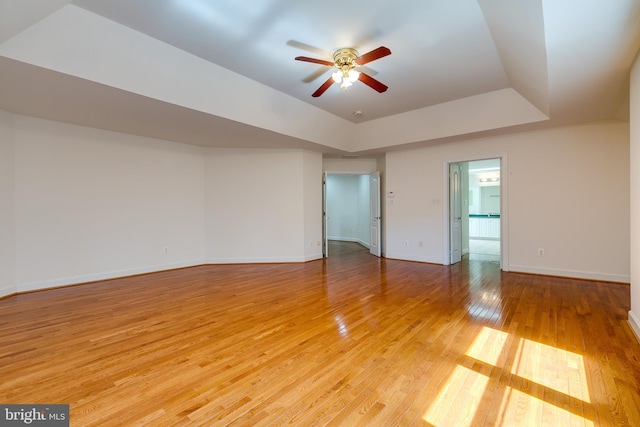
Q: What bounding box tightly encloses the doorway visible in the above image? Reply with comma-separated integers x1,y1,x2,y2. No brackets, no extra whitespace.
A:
323,172,381,258
448,157,504,267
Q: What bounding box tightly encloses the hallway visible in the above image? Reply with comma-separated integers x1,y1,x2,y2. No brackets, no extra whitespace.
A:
469,238,500,262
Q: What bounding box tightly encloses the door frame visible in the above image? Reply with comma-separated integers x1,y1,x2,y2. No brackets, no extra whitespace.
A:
369,171,381,257
322,170,382,258
323,171,328,258
449,163,463,264
442,152,509,271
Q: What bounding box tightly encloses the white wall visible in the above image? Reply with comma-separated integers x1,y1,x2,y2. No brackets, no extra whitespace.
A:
386,121,630,282
2,113,324,295
325,174,371,247
0,110,15,297
204,148,314,263
3,110,632,298
323,158,378,174
323,157,378,248
326,174,360,242
630,52,640,339
13,116,207,292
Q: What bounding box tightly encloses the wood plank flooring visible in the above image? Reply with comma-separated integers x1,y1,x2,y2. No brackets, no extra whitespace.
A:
1,241,639,426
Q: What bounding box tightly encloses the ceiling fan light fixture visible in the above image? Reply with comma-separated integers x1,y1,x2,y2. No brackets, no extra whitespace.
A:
334,64,360,90
295,46,391,97
339,69,359,90
340,79,353,90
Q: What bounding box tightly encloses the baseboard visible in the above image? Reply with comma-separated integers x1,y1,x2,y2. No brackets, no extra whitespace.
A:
206,255,308,264
0,279,16,298
0,289,17,300
16,259,205,293
629,311,640,343
508,265,630,283
328,238,371,250
328,236,355,241
384,252,441,264
11,254,323,297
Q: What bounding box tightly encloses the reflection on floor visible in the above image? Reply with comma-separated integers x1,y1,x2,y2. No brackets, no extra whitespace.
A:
328,240,369,256
328,240,501,263
4,240,637,425
469,238,500,262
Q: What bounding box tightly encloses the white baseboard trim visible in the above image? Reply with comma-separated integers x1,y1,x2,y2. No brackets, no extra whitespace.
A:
384,252,441,264
207,256,308,264
0,286,16,299
13,254,325,295
328,238,370,250
14,257,629,297
508,265,630,283
328,236,357,242
629,311,640,343
16,259,205,293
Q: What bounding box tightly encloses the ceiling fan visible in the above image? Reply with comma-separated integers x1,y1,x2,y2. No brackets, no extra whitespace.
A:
295,46,391,97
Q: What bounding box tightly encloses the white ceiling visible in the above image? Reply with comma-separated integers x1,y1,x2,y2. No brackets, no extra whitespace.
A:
1,0,639,156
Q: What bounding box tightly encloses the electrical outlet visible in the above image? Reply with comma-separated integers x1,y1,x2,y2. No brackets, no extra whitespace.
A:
163,246,169,254
404,240,409,247
538,248,544,256
418,241,423,247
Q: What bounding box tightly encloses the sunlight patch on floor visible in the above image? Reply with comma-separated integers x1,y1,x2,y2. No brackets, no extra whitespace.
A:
423,365,490,426
424,327,593,426
465,325,509,365
497,387,594,427
511,337,590,403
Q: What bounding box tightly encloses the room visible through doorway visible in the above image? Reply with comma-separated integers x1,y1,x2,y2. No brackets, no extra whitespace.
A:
450,158,501,264
323,172,381,258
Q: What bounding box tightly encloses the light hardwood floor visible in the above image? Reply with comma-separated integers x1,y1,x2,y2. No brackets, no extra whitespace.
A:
468,239,500,262
1,241,639,426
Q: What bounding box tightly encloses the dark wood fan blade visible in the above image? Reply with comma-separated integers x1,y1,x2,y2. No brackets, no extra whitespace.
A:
295,56,335,67
358,72,388,93
355,46,391,65
312,77,335,97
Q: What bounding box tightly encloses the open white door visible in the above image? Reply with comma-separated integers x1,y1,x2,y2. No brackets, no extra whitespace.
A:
323,171,328,258
369,171,381,257
450,163,462,264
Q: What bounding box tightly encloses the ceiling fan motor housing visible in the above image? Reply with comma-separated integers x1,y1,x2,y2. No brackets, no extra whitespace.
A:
294,46,390,96
333,48,359,75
